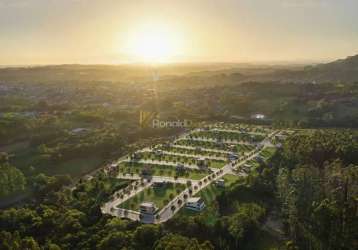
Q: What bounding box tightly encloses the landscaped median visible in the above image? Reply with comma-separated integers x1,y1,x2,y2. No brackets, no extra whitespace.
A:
119,182,186,211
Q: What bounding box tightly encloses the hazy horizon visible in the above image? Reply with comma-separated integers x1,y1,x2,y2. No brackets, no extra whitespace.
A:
0,58,328,67
1,0,358,65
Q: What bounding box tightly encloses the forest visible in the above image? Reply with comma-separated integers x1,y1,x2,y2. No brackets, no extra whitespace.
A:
0,129,357,250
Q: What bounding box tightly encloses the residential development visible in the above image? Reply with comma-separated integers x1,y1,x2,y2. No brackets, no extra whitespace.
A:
101,123,289,224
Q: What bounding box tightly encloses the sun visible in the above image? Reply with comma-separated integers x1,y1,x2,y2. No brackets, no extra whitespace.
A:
124,24,181,63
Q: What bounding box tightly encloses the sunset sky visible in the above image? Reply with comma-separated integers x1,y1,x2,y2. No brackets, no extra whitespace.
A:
1,0,357,65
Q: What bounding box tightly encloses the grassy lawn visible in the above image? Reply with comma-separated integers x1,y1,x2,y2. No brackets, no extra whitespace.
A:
209,160,226,169
260,147,277,160
118,162,209,180
119,183,186,211
177,174,241,225
197,174,241,204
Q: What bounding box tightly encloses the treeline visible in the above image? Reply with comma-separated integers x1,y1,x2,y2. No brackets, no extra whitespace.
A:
273,130,358,249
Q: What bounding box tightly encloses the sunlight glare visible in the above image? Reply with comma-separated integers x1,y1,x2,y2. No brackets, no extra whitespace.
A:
124,24,182,63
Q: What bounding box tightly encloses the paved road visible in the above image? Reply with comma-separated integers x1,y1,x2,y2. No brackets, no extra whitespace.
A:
122,159,203,170
117,173,196,185
208,128,269,136
177,137,258,146
170,144,235,154
101,174,197,220
140,148,227,161
101,180,152,215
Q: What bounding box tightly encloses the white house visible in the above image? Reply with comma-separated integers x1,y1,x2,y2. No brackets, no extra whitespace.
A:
215,178,225,187
139,202,157,214
186,197,205,211
176,163,185,171
227,153,238,161
154,150,163,156
197,157,208,168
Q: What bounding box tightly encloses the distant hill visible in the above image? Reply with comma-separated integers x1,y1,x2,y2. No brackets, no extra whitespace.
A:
1,54,358,84
0,63,246,84
250,54,358,83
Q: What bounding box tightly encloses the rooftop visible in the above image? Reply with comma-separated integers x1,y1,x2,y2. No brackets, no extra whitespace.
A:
140,202,155,208
187,197,202,203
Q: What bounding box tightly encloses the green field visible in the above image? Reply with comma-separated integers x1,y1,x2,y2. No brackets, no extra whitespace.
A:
119,183,186,211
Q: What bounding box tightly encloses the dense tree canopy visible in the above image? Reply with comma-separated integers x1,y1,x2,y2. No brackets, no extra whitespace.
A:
274,130,358,250
0,155,26,197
